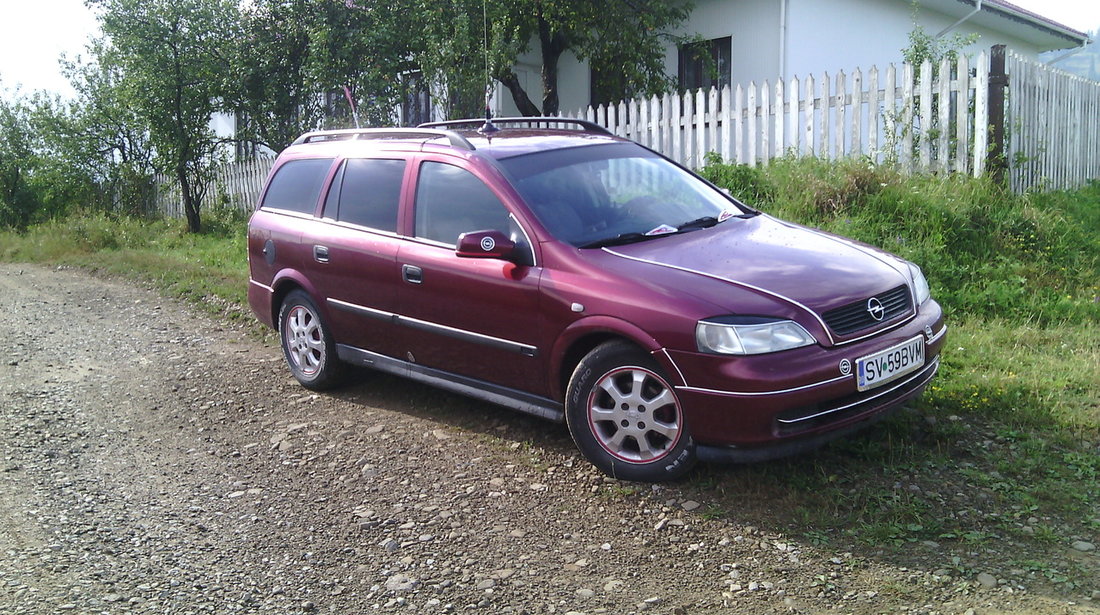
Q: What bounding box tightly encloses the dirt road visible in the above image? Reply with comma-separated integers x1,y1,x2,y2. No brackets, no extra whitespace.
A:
0,264,1095,614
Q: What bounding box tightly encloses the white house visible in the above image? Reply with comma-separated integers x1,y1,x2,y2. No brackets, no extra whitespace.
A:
493,0,1091,116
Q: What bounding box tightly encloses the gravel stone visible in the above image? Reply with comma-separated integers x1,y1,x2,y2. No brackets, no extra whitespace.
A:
385,575,419,592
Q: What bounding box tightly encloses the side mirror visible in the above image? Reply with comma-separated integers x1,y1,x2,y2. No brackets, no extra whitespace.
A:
455,229,516,260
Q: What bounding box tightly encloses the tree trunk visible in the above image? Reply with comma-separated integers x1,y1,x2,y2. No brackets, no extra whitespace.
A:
537,16,567,116
497,71,542,117
177,166,201,233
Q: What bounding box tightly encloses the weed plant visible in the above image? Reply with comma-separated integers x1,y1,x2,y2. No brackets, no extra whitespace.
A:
0,206,250,319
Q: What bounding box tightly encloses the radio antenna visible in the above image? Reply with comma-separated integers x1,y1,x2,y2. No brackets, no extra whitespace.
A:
342,85,361,129
478,0,499,136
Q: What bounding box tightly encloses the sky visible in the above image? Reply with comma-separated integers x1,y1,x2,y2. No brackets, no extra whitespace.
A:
0,0,100,99
0,0,1098,100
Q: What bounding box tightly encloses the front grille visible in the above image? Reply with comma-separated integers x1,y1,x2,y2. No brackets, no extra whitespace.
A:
821,285,911,335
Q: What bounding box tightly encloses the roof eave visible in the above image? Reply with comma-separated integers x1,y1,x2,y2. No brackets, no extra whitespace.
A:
975,0,1091,49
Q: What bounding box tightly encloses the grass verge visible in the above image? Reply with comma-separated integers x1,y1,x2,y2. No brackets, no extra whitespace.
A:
0,208,251,323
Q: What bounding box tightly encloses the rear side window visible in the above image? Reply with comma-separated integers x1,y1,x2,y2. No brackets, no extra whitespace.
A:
334,158,405,232
261,158,333,214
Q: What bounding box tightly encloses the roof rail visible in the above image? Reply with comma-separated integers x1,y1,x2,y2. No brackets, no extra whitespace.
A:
291,128,474,151
419,117,613,137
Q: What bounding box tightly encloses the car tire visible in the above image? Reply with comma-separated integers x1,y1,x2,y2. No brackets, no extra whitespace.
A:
278,290,345,390
565,341,696,482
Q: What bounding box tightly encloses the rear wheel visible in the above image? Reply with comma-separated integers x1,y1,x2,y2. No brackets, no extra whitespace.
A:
565,341,696,481
279,290,345,390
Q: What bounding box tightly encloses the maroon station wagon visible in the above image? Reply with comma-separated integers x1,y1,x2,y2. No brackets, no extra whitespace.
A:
247,118,946,481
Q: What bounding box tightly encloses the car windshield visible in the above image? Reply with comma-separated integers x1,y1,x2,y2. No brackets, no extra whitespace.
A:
498,143,748,248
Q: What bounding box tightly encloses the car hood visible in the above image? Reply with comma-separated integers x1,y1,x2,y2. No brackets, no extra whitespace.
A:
602,214,910,316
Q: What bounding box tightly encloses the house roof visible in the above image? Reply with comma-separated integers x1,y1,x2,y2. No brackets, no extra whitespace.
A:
921,0,1091,51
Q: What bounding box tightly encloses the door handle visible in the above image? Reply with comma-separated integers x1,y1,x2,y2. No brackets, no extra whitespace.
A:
313,245,329,263
402,264,423,284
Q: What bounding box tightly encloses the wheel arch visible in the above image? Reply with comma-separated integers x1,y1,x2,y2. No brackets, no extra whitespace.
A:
550,316,674,403
269,270,324,328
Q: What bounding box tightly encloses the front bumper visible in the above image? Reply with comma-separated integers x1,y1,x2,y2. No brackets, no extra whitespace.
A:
660,301,946,456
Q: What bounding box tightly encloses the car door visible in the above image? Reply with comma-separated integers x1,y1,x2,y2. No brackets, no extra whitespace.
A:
306,157,408,358
395,157,547,396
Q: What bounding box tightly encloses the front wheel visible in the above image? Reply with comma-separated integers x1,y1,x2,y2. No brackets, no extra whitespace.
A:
565,341,696,482
278,290,345,390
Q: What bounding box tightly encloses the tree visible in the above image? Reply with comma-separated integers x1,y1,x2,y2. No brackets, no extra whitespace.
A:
413,0,498,120
62,45,156,215
308,0,422,126
228,0,426,149
0,89,107,229
355,0,693,120
0,94,39,229
227,0,320,153
94,0,236,232
487,0,694,116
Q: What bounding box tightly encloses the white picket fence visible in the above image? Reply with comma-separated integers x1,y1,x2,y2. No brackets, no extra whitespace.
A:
567,53,992,176
150,46,1100,218
1007,50,1100,193
154,156,274,218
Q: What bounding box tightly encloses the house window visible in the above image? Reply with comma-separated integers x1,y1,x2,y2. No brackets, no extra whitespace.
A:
678,36,732,92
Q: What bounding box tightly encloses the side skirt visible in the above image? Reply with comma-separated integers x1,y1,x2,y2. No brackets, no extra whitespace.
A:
335,344,564,423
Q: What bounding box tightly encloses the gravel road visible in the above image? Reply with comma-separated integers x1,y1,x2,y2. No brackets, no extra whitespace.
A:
0,264,1096,615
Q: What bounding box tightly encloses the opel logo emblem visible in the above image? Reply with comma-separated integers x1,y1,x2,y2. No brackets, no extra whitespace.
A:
480,236,496,252
866,297,885,321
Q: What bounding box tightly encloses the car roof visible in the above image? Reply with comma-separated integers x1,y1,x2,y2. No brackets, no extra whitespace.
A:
283,118,630,161
443,129,626,160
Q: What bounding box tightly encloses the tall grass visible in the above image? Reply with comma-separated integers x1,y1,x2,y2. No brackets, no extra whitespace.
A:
0,207,250,319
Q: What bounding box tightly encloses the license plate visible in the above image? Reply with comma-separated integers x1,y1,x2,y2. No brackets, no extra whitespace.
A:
856,336,925,392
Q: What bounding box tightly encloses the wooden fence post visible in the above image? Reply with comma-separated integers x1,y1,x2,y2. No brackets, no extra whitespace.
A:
987,44,1009,184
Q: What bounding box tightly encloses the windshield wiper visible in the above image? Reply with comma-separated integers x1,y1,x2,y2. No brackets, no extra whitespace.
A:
578,232,653,249
677,216,719,232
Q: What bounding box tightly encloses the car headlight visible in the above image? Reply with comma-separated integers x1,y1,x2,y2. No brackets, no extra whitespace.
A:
908,263,930,305
696,317,816,355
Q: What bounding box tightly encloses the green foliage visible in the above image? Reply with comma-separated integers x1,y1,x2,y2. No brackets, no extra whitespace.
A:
228,0,327,151
0,96,41,229
900,2,980,71
95,0,238,232
484,0,694,115
61,43,155,201
0,211,249,316
698,152,773,204
303,0,419,127
0,92,110,229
